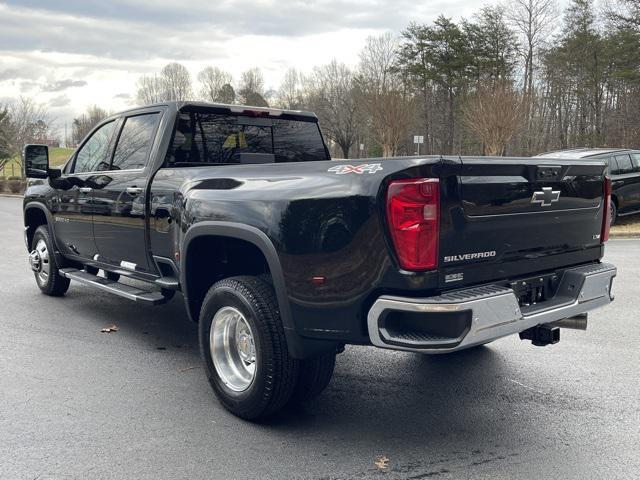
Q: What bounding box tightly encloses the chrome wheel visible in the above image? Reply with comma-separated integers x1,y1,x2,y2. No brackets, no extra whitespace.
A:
210,306,257,392
29,238,50,286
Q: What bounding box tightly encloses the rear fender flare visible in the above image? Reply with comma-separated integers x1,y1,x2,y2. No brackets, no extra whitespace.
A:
180,221,293,331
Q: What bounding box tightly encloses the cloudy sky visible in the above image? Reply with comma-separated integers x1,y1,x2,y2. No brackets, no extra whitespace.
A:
0,0,526,134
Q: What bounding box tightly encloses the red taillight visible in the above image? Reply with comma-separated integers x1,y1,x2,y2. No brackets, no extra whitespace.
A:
602,176,612,242
386,178,439,271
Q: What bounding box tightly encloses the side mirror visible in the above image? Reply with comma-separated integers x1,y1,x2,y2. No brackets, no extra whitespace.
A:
23,144,50,179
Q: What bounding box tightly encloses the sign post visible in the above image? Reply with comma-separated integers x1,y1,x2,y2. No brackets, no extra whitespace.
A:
413,135,424,155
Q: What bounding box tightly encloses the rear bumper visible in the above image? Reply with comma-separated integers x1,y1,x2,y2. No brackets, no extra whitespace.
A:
367,262,616,354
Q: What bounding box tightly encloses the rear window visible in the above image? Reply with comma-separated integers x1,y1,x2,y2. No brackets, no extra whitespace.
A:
631,153,640,172
614,154,634,174
165,112,328,166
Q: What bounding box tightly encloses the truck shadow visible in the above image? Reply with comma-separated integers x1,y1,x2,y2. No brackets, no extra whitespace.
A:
58,283,566,463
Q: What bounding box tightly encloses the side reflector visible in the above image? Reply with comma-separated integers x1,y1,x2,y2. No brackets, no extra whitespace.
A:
386,178,439,271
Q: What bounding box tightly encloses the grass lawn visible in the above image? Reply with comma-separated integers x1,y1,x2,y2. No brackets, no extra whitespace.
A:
1,147,75,177
611,214,640,237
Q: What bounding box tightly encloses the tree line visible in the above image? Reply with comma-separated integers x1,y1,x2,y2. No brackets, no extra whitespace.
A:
1,0,639,163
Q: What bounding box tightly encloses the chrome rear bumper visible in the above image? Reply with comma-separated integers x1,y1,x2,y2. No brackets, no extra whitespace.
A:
367,262,616,354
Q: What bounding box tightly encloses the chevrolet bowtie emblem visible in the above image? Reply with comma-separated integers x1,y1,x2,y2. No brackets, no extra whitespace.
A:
531,187,561,207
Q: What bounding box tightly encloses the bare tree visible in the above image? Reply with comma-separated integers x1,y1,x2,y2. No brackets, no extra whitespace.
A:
358,33,414,157
462,81,526,155
238,68,269,106
161,62,192,101
277,68,304,110
136,74,165,105
198,66,233,103
136,63,193,104
305,61,359,158
506,0,558,96
606,0,640,28
7,97,51,164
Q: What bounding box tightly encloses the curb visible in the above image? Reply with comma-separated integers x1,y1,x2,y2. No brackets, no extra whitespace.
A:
0,193,23,198
609,233,640,239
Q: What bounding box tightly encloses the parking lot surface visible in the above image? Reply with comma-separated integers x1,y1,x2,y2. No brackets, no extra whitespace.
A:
1,196,638,479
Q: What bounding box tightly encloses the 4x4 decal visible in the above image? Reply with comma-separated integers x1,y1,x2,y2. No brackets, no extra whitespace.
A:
328,163,383,174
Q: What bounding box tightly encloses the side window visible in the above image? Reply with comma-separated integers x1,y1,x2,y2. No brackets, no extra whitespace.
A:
608,157,620,175
615,154,633,174
631,153,640,173
73,121,116,173
111,113,160,170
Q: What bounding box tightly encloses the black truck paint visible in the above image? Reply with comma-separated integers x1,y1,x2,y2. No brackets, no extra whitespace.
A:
22,101,617,419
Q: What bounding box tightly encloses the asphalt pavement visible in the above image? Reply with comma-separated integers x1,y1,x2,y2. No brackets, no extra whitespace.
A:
1,196,638,479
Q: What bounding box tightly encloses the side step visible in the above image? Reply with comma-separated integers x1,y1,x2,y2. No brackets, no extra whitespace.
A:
59,268,168,305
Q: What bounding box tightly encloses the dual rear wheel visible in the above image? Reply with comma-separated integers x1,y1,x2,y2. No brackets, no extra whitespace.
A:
198,276,336,420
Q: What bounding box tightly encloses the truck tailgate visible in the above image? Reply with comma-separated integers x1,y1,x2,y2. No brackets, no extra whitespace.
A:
438,158,607,288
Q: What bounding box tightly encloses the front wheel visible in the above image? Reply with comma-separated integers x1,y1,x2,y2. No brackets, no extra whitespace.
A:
29,225,70,296
198,276,299,420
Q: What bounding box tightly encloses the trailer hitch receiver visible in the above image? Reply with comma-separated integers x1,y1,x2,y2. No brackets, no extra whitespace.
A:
519,325,560,346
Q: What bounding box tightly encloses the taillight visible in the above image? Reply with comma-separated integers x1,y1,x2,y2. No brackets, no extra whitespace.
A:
386,178,439,271
602,176,612,242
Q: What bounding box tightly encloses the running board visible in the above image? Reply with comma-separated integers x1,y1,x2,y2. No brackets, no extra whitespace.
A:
618,208,640,217
59,268,168,305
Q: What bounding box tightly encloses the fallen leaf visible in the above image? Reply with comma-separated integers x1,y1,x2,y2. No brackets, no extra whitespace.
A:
178,366,197,373
101,325,119,333
374,456,389,470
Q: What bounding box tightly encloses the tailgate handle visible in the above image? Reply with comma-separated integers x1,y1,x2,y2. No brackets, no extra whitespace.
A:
536,166,562,181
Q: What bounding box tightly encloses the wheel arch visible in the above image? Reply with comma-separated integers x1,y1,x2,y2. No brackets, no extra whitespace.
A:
181,222,291,326
24,202,56,252
180,222,337,359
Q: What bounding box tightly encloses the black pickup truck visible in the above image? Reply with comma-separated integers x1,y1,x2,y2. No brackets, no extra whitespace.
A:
23,101,617,420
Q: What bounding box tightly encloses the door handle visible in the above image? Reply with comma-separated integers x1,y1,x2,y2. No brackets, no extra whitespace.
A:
78,187,92,194
126,187,143,196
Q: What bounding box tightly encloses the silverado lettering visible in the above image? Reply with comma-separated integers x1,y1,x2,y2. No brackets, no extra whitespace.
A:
443,251,497,263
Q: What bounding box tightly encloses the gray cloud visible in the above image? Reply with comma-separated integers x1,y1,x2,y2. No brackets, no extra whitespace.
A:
42,79,88,92
0,68,22,81
0,3,230,60
114,93,132,100
19,80,39,92
1,0,459,60
49,95,71,107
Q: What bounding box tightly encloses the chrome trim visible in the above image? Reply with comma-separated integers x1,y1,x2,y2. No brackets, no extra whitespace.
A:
210,306,257,393
367,263,616,354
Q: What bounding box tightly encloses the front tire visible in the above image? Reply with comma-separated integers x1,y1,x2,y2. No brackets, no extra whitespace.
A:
198,276,299,420
29,225,70,296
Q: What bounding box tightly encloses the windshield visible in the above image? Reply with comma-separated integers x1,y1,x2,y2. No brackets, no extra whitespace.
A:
165,111,329,166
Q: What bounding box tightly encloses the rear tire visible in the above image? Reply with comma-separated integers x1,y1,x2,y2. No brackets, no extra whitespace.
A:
290,351,336,403
610,201,617,226
29,225,70,297
198,276,299,420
